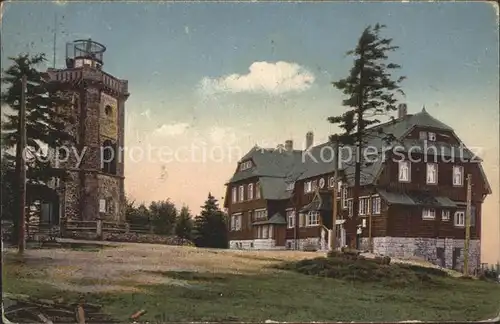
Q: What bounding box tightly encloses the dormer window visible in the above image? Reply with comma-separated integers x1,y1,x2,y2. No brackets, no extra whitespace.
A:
240,160,252,171
248,183,254,200
419,131,427,140
286,182,294,191
428,132,436,141
398,160,410,182
328,176,335,188
426,163,438,184
304,181,312,193
453,165,464,186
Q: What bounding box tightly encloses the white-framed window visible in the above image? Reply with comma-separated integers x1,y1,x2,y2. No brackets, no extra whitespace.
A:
286,209,295,229
255,182,261,199
232,187,237,203
240,160,252,171
238,185,244,202
371,197,381,214
231,213,242,231
454,210,465,227
306,211,320,227
422,208,436,220
426,163,438,184
419,131,427,140
248,183,254,200
428,132,436,141
299,213,305,227
359,197,369,216
304,181,312,193
341,187,348,209
328,176,335,188
312,180,318,191
442,210,450,221
254,209,267,220
262,225,269,239
398,160,410,182
286,182,294,191
318,178,325,189
453,166,464,186
347,199,353,217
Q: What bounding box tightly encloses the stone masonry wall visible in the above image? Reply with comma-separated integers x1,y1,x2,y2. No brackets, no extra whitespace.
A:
361,237,481,273
97,174,122,222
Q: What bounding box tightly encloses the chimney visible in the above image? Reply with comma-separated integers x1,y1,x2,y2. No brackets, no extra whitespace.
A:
397,103,408,119
285,140,293,152
306,131,314,149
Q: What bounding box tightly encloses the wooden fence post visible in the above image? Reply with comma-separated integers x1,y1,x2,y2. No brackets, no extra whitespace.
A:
96,219,103,240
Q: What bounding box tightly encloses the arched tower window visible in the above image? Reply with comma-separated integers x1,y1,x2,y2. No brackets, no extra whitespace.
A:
102,139,117,175
104,105,113,117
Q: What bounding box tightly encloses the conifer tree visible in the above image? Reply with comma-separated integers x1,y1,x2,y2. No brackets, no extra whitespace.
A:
175,206,193,240
193,193,228,248
327,24,405,248
1,53,75,243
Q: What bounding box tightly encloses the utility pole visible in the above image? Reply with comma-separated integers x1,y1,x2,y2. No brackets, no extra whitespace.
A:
464,174,472,276
17,75,27,254
368,194,373,253
330,136,339,251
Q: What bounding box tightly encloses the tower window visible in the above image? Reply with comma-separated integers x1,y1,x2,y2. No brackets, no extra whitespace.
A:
102,140,117,175
104,105,113,116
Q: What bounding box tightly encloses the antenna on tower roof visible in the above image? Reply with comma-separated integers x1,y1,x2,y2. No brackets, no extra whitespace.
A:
52,13,57,68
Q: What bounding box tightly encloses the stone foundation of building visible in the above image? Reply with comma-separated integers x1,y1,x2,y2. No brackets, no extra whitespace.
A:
360,237,481,273
229,239,286,250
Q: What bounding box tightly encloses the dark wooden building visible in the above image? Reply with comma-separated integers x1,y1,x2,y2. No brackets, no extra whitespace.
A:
223,105,491,272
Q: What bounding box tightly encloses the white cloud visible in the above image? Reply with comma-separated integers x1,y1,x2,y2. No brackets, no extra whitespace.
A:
153,122,190,137
199,61,315,95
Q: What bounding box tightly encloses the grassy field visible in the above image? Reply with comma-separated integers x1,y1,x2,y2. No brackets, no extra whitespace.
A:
3,240,500,322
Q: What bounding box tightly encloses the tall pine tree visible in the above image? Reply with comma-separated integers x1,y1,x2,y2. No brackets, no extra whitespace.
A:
328,24,405,248
175,206,193,240
1,53,75,243
193,193,228,248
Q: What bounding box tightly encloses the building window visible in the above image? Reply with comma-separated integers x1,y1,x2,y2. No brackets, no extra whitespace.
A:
304,181,312,193
347,200,353,217
254,209,267,220
426,163,438,184
231,213,242,231
99,199,107,213
453,166,464,186
341,187,348,209
232,187,237,203
328,176,335,188
262,225,269,239
286,182,294,191
442,210,450,221
311,180,318,191
104,105,113,117
255,182,261,199
422,208,436,220
101,140,117,175
306,211,319,227
359,197,369,216
419,131,427,140
286,209,295,229
398,161,410,182
372,197,381,214
428,132,436,141
238,185,244,202
240,160,252,171
248,183,254,200
318,178,325,189
454,211,465,227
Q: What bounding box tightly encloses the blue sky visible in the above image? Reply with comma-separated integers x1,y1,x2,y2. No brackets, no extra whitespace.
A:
2,1,499,261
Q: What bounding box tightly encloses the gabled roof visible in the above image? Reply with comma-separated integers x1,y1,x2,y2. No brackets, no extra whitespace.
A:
226,108,491,200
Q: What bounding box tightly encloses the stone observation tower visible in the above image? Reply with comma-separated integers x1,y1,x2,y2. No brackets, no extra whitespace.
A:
46,39,129,222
